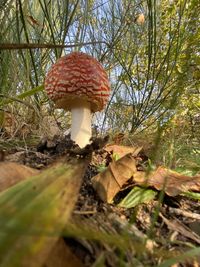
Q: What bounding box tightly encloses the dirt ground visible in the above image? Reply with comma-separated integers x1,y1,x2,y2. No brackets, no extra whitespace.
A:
1,135,200,267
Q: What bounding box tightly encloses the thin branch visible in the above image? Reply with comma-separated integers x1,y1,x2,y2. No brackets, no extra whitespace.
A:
0,41,109,50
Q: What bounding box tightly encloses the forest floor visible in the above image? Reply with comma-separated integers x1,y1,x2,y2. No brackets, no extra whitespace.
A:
1,134,200,267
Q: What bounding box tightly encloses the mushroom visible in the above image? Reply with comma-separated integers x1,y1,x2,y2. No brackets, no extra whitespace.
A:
45,52,110,148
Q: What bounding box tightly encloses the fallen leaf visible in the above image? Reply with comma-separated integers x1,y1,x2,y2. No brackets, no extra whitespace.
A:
145,167,200,196
104,144,143,159
92,153,200,203
0,162,39,192
91,153,138,202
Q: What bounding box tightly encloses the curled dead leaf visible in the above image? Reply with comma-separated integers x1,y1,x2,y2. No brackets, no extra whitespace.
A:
91,153,138,203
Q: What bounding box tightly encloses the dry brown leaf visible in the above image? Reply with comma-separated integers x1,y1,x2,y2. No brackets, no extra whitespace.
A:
104,144,143,159
92,153,200,203
145,167,200,196
91,153,137,202
0,162,39,192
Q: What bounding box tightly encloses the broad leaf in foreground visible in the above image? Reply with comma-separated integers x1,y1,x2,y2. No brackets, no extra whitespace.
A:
0,157,88,267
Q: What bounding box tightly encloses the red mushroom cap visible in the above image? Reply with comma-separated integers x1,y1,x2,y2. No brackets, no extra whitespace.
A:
45,52,110,112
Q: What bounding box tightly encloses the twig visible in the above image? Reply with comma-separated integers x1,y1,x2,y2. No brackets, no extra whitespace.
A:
159,212,200,245
0,41,109,50
168,207,200,221
108,213,156,252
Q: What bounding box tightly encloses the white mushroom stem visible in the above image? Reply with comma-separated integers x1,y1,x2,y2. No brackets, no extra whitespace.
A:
71,101,92,148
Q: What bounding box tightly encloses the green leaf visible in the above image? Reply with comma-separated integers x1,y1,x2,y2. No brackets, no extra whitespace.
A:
118,186,157,208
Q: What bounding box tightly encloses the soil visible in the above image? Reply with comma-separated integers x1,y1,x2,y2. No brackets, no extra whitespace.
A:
1,135,200,266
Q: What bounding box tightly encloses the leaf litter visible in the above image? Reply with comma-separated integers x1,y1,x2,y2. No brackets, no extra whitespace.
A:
0,135,200,266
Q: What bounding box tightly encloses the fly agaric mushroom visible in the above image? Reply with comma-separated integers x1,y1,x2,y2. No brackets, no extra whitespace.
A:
45,52,110,148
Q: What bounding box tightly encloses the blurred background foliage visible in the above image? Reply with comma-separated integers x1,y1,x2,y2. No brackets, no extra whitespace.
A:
0,0,199,169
